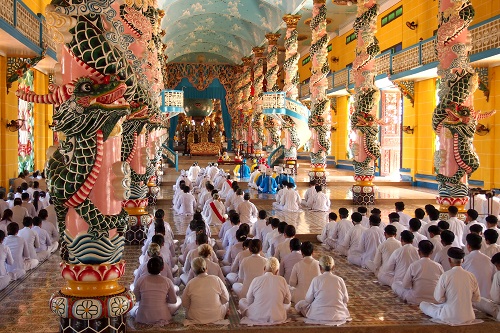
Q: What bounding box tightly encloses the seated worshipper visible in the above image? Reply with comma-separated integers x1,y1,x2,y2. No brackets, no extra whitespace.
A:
187,244,225,284
474,253,500,321
251,210,267,240
359,215,385,268
224,183,239,211
272,180,289,211
464,224,487,254
409,218,428,247
218,213,241,260
133,243,178,292
258,169,278,194
213,170,226,191
277,183,302,212
462,233,496,299
4,222,37,278
21,193,36,218
357,207,370,228
365,225,401,274
172,181,186,208
229,189,245,212
446,206,465,248
308,185,331,212
248,168,262,190
342,212,367,266
6,193,15,209
378,230,418,287
197,183,214,211
32,217,55,258
462,209,481,247
422,209,440,239
222,229,248,272
232,239,267,299
31,191,45,216
234,159,251,179
188,162,201,182
387,212,407,241
295,255,350,325
203,193,226,226
427,225,444,260
395,201,412,228
18,217,42,262
275,225,296,261
219,175,233,199
415,208,428,230
317,212,337,243
279,238,303,283
289,241,321,303
0,230,14,290
483,229,500,258
433,230,455,272
262,218,280,254
131,256,181,325
174,186,196,216
370,208,386,229
485,215,500,244
0,192,9,218
38,209,59,250
0,209,13,234
182,257,229,324
175,170,191,190
423,204,437,224
420,247,481,325
325,209,353,253
11,198,29,225
226,239,252,284
393,240,444,304
260,217,275,245
267,221,288,257
301,180,317,208
181,233,217,281
236,193,258,225
239,257,291,326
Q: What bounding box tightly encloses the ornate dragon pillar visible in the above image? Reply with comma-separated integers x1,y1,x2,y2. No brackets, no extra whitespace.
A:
308,0,331,186
282,14,302,173
241,56,254,155
252,46,266,156
349,0,382,205
232,66,244,153
433,0,495,215
264,33,282,151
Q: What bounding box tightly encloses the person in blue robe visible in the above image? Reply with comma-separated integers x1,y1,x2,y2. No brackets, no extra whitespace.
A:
258,170,278,194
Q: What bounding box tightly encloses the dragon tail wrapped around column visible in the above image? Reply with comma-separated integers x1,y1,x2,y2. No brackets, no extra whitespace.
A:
433,0,495,209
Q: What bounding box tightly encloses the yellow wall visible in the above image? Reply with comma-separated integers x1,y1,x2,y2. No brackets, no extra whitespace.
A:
333,96,349,160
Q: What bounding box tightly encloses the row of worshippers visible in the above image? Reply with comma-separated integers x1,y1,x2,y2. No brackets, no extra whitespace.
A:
0,209,59,290
272,180,331,212
316,203,500,324
130,209,351,326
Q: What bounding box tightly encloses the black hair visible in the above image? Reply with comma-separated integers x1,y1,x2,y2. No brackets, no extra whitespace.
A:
351,212,362,223
23,217,33,227
369,215,381,226
484,229,499,244
400,230,414,243
338,208,349,219
466,209,479,220
300,241,314,256
418,240,434,256
466,233,482,250
147,256,164,275
428,225,440,236
440,230,455,245
384,225,397,236
151,234,165,247
284,225,296,237
415,208,425,219
258,210,267,219
409,218,422,232
329,212,338,221
290,238,301,251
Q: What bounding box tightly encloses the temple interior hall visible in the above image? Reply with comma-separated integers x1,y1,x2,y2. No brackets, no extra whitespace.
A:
0,0,500,332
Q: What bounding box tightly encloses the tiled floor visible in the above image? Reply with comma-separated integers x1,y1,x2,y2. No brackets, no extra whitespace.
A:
0,159,497,333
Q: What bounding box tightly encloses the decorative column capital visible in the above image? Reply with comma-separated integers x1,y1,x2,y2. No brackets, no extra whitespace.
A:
265,33,281,45
242,56,254,67
252,46,266,58
283,14,301,29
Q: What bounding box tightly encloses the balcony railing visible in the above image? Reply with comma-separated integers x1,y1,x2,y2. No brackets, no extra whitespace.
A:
0,0,56,58
298,15,500,98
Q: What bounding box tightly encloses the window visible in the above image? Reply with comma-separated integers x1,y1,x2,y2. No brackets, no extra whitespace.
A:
381,42,402,54
381,6,403,27
345,32,357,44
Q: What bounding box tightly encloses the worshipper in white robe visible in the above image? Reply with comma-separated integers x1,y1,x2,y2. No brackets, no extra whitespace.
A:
462,209,481,247
175,170,191,190
21,193,36,218
267,221,287,257
131,257,181,325
462,233,496,299
187,244,225,284
483,229,500,258
433,230,455,272
197,183,214,211
474,253,500,321
289,241,321,303
213,170,226,190
446,206,465,248
308,185,331,212
485,215,500,245
174,186,196,215
0,209,13,235
187,162,201,182
387,212,407,241
378,231,418,287
0,192,9,218
218,213,241,260
325,209,352,253
239,257,291,326
203,193,226,226
395,201,411,228
365,225,401,274
18,217,42,262
420,247,481,325
181,234,217,282
4,222,37,278
275,225,295,262
317,212,337,243
262,218,279,254
38,209,58,251
421,209,440,239
182,257,229,324
276,183,302,212
221,229,247,271
301,181,317,208
11,199,29,225
272,182,289,211
219,176,233,199
32,217,54,258
236,193,258,224
230,189,245,212
226,239,252,284
295,255,350,325
358,207,370,228
232,239,267,299
251,210,267,240
427,225,444,260
359,215,385,268
393,240,444,304
133,243,177,291
224,183,239,211
0,230,13,290
248,169,261,190
342,213,367,266
409,218,428,247
279,238,303,283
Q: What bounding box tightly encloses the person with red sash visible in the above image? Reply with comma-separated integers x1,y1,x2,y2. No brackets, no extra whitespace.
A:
205,194,226,226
